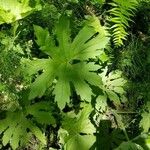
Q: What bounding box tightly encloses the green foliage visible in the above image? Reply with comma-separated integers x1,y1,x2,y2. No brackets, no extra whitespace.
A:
117,35,150,136
59,103,95,150
0,33,22,80
99,67,127,106
24,15,109,109
132,133,150,150
115,141,144,150
0,0,150,149
134,134,150,150
135,0,150,35
118,37,149,79
0,101,55,149
91,0,106,5
109,0,138,46
140,102,150,133
0,30,25,110
140,112,150,132
67,0,79,3
0,0,41,25
95,95,107,112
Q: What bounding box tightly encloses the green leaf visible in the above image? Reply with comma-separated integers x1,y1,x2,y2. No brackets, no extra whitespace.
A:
100,67,127,105
25,15,109,109
59,103,96,150
27,102,56,125
54,76,71,108
33,25,55,56
140,112,150,133
133,133,150,150
109,0,138,46
106,90,120,105
11,123,24,150
2,120,17,146
114,141,144,150
26,59,55,100
0,0,41,24
28,121,46,145
91,0,105,5
0,83,5,91
95,95,107,112
0,101,54,149
113,87,125,94
64,134,95,150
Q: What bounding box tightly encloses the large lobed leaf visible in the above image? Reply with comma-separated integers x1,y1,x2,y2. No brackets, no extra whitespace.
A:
0,101,55,149
0,0,41,24
59,103,96,150
25,15,109,109
99,67,127,106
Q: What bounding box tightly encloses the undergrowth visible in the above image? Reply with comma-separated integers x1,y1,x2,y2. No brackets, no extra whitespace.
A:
0,0,150,150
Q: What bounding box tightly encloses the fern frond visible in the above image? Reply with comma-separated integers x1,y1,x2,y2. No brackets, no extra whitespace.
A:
109,0,138,47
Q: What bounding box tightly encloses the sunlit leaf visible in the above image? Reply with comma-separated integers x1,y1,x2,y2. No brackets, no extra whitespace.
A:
24,15,109,109
59,103,96,150
0,0,41,24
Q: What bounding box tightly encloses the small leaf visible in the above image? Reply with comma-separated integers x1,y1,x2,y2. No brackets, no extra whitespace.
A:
59,103,96,150
106,90,120,105
100,67,126,105
27,102,56,125
28,122,46,145
95,95,107,112
113,87,125,94
64,134,95,150
115,141,144,150
140,111,150,133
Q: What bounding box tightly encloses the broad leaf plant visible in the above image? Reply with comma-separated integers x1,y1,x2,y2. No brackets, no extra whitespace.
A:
0,101,55,149
24,15,109,109
0,0,41,24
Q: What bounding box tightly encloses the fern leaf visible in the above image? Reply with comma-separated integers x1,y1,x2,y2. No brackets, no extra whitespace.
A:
109,0,138,46
25,15,109,109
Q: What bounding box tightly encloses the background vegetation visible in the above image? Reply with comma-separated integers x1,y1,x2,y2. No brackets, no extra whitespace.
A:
0,0,150,150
